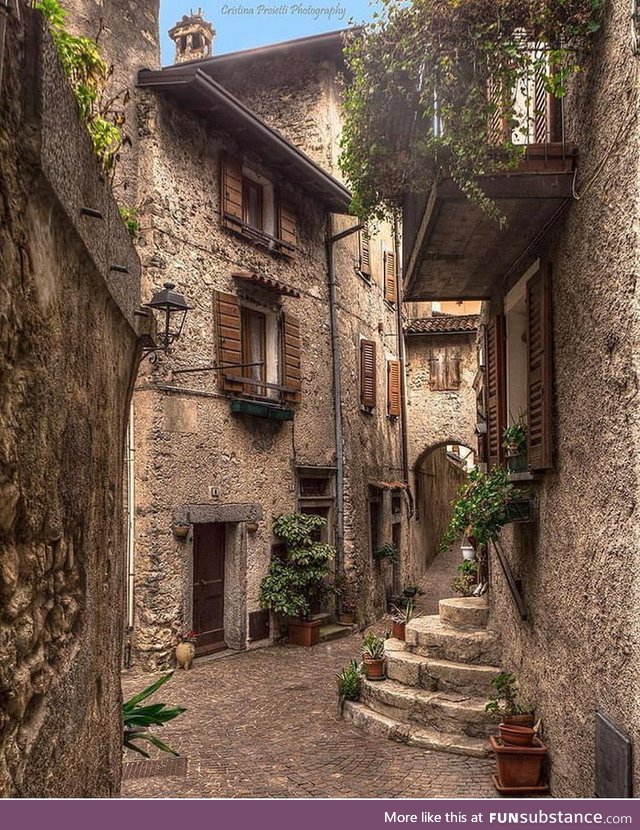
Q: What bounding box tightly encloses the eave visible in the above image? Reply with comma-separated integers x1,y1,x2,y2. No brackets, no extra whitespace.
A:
137,67,352,213
403,145,576,301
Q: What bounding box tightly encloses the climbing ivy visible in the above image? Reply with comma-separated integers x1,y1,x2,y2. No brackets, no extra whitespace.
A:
340,0,604,221
35,0,128,171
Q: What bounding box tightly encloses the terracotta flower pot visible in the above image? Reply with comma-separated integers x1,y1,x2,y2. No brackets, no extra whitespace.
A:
362,655,386,680
338,612,355,625
288,619,321,647
391,621,406,641
490,736,546,789
499,723,535,746
502,712,535,728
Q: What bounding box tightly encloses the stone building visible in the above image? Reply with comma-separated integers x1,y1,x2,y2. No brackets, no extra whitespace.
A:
123,25,409,667
400,0,640,798
0,5,144,796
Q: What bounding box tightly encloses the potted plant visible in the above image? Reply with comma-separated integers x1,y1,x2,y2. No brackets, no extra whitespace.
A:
361,632,386,680
460,537,476,561
503,413,527,472
336,659,363,703
175,630,199,669
485,672,534,727
259,513,334,647
338,597,356,625
490,733,547,792
390,599,420,641
374,541,397,565
452,560,478,597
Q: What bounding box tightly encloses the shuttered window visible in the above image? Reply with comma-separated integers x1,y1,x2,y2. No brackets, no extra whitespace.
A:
282,313,302,402
358,227,371,278
387,359,401,416
384,250,397,304
221,155,243,231
527,264,553,469
213,290,244,392
277,196,297,259
360,339,377,408
485,315,506,468
429,349,462,391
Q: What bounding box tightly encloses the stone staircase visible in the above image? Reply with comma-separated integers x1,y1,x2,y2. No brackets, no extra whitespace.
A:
342,597,501,758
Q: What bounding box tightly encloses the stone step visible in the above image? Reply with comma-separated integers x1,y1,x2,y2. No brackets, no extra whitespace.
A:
341,700,490,758
406,616,500,665
360,679,495,739
319,623,354,642
385,641,500,695
439,597,489,630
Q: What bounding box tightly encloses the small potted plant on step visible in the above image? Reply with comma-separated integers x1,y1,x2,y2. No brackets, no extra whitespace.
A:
361,632,386,680
259,513,334,647
390,599,420,641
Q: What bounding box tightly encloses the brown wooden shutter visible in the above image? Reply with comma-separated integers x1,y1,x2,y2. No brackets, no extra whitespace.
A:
387,359,401,416
429,351,444,391
384,250,397,303
282,313,302,402
445,349,462,389
360,339,377,408
359,228,371,277
527,263,553,469
221,155,243,230
277,195,297,259
486,315,506,468
213,291,243,392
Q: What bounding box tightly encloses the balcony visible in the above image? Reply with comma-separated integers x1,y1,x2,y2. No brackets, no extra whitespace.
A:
403,52,576,301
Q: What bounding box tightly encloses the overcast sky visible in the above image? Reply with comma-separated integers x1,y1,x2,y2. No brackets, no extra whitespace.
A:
160,0,377,64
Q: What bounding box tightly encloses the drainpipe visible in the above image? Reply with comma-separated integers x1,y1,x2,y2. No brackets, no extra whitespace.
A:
326,217,364,600
394,217,413,517
124,401,135,668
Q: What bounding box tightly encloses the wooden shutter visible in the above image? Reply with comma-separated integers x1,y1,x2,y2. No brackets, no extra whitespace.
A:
277,196,297,259
359,228,371,277
221,155,243,230
384,250,397,303
445,350,462,389
486,315,506,468
282,313,302,402
527,263,553,469
360,339,377,408
387,359,401,416
429,351,445,391
213,291,243,392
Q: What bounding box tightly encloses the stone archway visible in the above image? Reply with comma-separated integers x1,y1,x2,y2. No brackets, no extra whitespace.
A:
410,440,475,575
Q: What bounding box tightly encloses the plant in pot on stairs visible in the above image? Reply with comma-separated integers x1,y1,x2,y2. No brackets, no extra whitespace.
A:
259,513,334,647
390,599,420,641
361,632,387,680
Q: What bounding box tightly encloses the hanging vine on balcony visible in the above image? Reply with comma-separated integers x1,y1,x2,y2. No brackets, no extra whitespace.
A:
339,0,604,222
35,0,129,172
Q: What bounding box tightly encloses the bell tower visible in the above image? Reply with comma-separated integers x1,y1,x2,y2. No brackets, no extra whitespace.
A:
168,10,215,63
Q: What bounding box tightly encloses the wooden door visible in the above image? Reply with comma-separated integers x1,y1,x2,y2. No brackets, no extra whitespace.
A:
193,523,226,655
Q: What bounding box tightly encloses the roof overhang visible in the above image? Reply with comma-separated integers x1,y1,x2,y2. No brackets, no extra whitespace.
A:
404,146,576,301
137,66,352,213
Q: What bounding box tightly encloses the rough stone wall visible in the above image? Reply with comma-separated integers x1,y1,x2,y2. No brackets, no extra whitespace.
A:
487,0,640,797
404,331,477,577
0,7,141,796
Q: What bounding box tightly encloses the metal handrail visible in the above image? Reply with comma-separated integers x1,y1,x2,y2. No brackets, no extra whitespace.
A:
492,537,528,620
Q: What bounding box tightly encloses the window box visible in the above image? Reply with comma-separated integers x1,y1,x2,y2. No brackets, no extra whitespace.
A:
507,452,528,473
230,399,293,421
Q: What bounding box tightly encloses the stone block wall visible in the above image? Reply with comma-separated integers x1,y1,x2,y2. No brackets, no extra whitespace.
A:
487,0,640,797
0,6,141,796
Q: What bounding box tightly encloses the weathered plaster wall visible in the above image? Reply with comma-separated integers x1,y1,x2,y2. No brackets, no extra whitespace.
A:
0,8,141,796
488,0,640,797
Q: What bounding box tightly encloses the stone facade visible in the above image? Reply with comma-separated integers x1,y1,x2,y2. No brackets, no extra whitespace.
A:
478,1,640,797
0,7,142,796
125,40,407,668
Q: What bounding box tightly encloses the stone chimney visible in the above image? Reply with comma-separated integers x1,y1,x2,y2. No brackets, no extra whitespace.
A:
168,9,215,64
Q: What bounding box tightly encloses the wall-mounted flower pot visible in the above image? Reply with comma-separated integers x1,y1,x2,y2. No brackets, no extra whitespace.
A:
362,655,386,680
490,735,547,789
288,619,321,647
391,621,406,641
507,453,528,473
173,523,190,539
461,543,476,561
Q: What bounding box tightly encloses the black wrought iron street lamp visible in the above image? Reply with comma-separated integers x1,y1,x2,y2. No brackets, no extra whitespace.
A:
143,282,190,360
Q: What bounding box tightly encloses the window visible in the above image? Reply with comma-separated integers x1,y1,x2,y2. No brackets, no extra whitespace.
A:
179,36,187,53
214,291,302,403
221,154,297,258
360,339,377,409
429,348,461,391
485,261,553,470
387,359,401,416
191,32,202,49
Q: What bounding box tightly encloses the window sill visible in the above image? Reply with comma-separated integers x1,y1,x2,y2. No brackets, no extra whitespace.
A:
223,218,296,259
355,268,373,286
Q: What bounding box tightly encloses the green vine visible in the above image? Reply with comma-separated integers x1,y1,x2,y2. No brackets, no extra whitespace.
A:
35,0,127,171
340,0,603,221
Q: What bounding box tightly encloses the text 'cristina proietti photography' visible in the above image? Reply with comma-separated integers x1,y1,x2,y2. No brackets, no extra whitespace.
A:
1,0,639,816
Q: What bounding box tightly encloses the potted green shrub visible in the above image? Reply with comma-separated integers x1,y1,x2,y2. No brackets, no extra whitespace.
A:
390,599,420,641
259,513,334,647
336,659,363,702
503,412,527,469
485,672,534,727
361,632,386,680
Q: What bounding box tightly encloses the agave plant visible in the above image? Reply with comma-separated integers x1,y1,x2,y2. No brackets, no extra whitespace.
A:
123,671,186,758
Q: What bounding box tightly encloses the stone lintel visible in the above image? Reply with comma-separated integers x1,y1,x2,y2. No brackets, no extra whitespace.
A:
175,503,263,525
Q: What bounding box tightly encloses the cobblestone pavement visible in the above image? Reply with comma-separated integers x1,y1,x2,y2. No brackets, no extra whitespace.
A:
121,548,496,800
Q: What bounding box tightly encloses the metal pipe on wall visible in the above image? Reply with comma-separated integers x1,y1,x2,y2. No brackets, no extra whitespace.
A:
124,401,135,667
